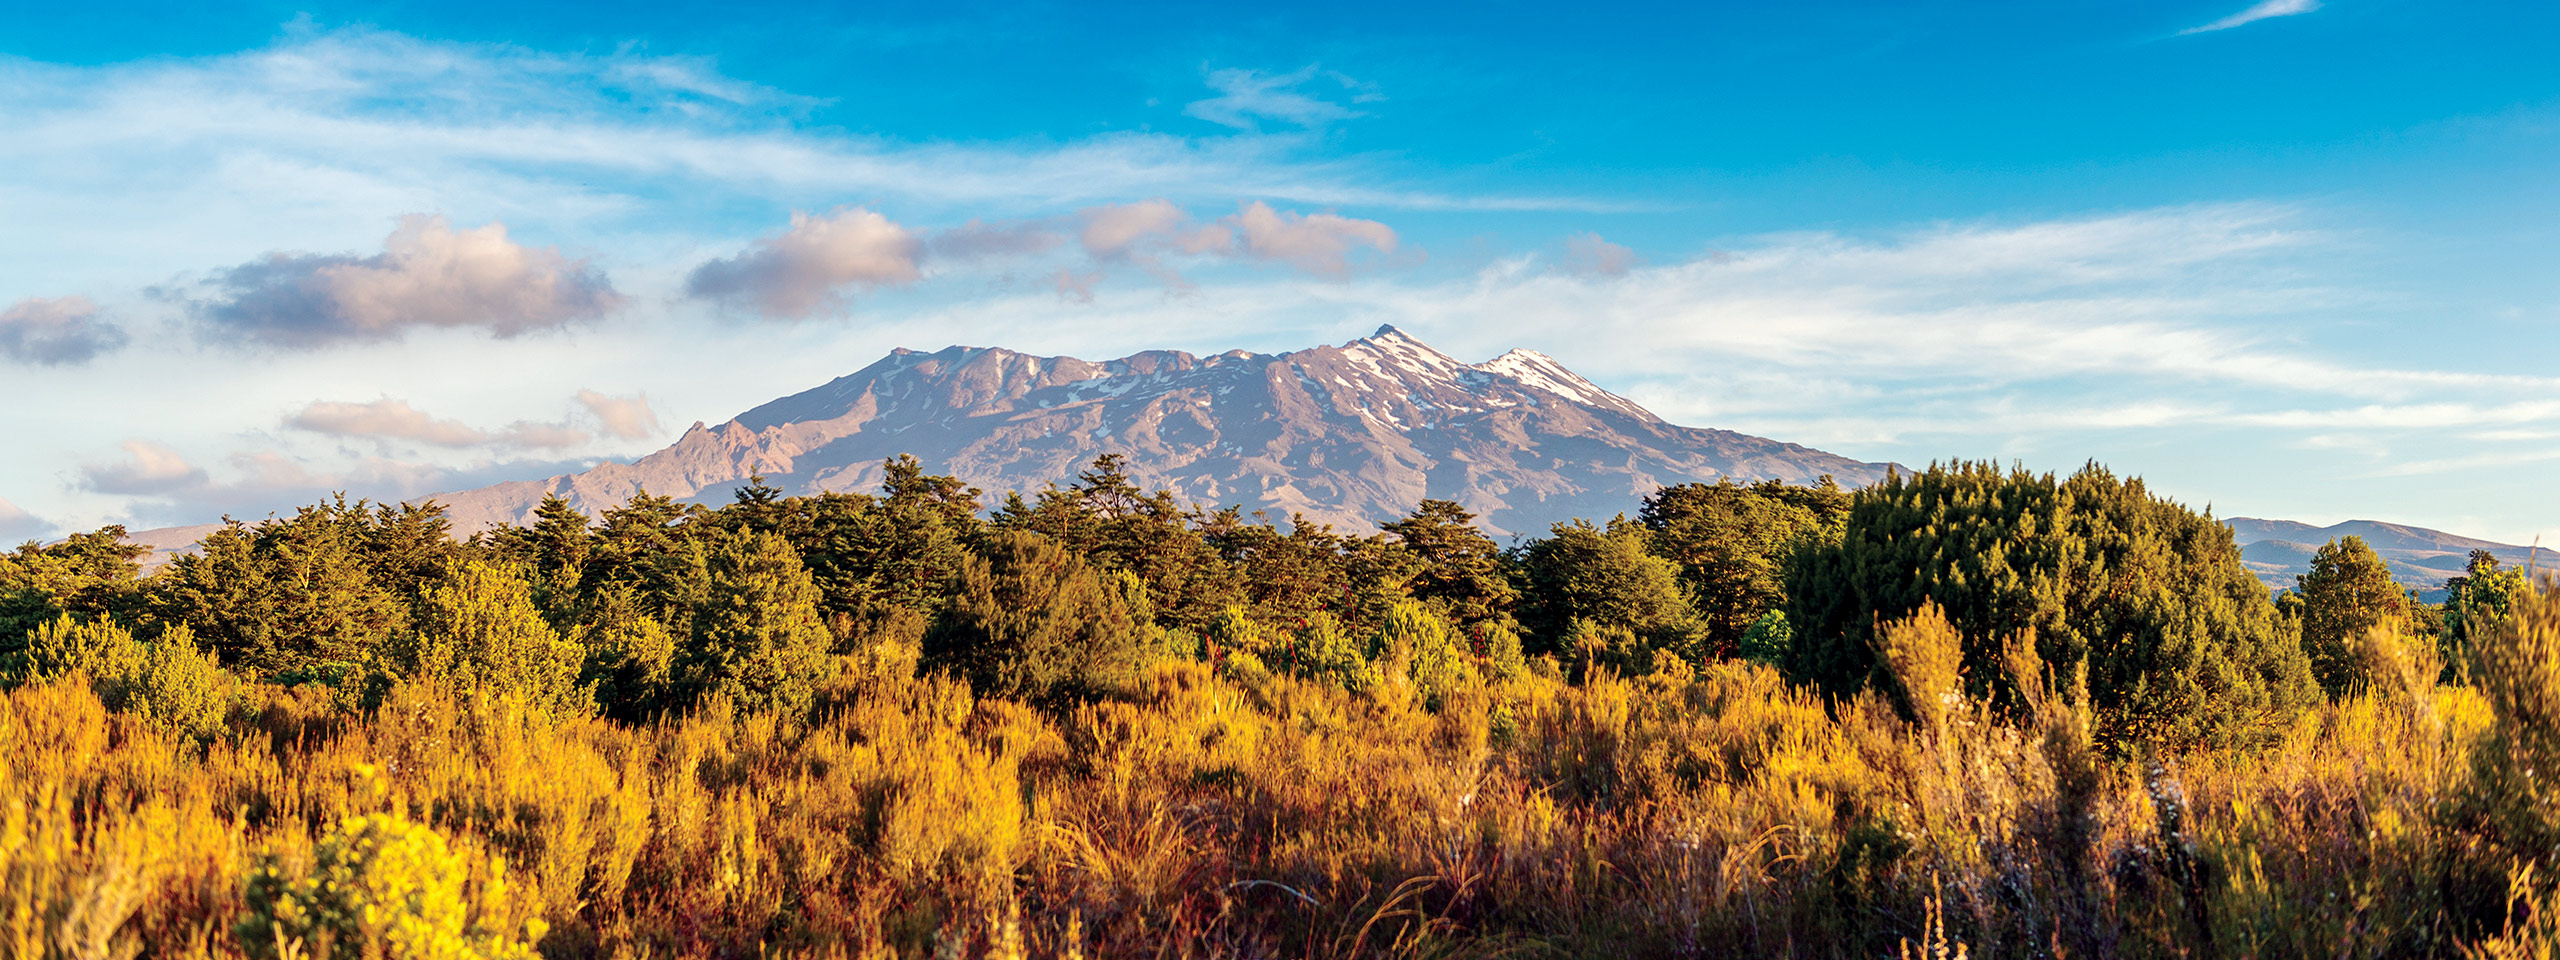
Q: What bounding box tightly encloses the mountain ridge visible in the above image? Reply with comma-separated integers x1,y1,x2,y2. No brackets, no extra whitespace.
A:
407,325,1890,538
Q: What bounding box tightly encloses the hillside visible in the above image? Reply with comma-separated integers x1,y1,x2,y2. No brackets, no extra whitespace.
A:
2226,516,2554,598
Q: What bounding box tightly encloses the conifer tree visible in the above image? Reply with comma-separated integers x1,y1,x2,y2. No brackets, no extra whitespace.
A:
1518,517,1703,661
159,499,406,680
1381,499,1517,633
678,529,834,715
1638,477,1849,652
923,530,1147,701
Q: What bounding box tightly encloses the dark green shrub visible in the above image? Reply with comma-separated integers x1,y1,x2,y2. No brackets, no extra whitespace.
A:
1786,462,2317,751
922,530,1148,702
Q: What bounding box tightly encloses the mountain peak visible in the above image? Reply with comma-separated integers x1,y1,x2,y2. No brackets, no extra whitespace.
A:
399,329,1893,538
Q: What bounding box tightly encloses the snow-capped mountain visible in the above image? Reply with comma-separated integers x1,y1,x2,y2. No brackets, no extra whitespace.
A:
414,325,1895,536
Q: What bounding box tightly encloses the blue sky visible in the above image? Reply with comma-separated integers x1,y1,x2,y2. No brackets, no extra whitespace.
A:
3,0,2557,544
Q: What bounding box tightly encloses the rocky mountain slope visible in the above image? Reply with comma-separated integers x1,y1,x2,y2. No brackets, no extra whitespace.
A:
402,325,1892,538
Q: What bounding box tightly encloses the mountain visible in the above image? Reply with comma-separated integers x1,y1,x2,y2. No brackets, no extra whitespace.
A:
393,325,1890,539
2225,517,2555,599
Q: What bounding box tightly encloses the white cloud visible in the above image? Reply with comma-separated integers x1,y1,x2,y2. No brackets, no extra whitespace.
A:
194,215,622,348
575,389,662,441
2181,0,2321,35
1220,201,1399,276
80,441,209,496
1068,199,1397,282
1184,65,1374,130
0,295,127,366
0,495,48,541
686,208,922,319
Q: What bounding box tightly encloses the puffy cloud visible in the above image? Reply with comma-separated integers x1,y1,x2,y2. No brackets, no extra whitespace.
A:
1053,269,1104,304
1069,199,1394,283
575,389,662,441
0,495,48,541
2182,0,2320,34
286,397,593,451
195,215,623,349
1561,233,1640,278
686,208,922,319
1219,201,1397,276
81,440,208,495
1184,65,1377,130
0,295,128,366
1079,200,1192,260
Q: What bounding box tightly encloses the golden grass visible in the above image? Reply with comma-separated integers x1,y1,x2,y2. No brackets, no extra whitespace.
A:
6,606,2557,958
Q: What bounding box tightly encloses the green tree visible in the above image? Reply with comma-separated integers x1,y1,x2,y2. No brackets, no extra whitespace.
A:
794,457,982,621
1638,477,1849,656
2445,549,2530,680
157,499,407,680
1517,517,1703,662
922,530,1149,702
0,525,150,654
573,583,679,721
1785,462,2318,752
677,529,834,715
1380,499,1517,633
2296,535,2410,697
397,560,589,717
992,454,1242,630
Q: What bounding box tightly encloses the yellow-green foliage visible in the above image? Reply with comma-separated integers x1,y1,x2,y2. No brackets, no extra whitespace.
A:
2462,582,2560,875
1876,601,1965,731
21,614,144,685
240,803,541,960
1371,599,1473,708
402,561,588,717
125,625,234,739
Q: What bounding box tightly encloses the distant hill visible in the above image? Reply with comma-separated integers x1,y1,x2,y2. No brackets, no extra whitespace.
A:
119,326,1897,561
2225,517,2555,599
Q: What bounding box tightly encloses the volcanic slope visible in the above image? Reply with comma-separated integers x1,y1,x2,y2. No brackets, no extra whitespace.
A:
418,326,1895,537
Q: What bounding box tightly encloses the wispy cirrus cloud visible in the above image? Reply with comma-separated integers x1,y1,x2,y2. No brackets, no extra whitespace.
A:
285,397,593,451
2181,0,2321,35
1185,65,1381,130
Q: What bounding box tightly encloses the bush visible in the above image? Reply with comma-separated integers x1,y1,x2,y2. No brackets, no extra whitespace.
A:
679,529,836,715
240,808,541,960
1372,599,1474,708
1874,601,1964,732
1786,462,2318,751
122,625,233,739
923,530,1148,702
402,561,589,718
1280,612,1377,692
19,615,143,687
2460,581,2560,872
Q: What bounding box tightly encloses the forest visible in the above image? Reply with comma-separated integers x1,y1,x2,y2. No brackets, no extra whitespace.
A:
3,454,2554,959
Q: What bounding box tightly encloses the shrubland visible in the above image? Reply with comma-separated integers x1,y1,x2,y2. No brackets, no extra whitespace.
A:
1,456,2552,958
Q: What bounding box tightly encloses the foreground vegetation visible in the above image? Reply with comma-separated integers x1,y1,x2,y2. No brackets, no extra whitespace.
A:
2,456,2553,958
